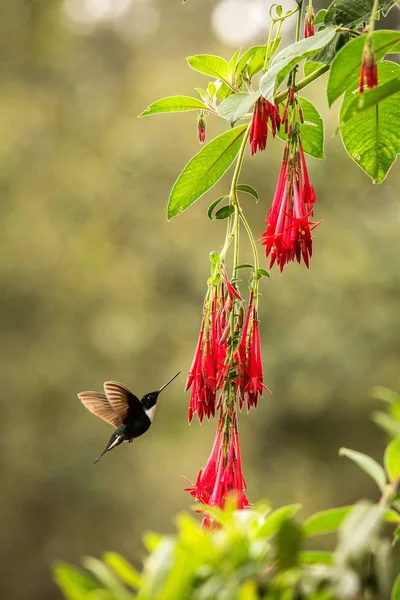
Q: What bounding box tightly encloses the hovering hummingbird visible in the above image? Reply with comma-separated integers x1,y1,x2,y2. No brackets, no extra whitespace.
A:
78,371,180,464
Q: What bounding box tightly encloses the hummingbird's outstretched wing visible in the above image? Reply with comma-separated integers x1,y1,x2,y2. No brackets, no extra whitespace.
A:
103,381,142,422
78,391,122,428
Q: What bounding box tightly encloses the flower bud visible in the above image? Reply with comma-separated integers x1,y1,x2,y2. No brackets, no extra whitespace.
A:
304,6,315,39
197,111,206,143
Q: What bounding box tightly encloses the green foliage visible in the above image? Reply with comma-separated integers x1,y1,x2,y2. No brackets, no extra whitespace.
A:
138,96,208,117
167,125,247,219
260,28,337,102
324,0,396,27
54,498,400,600
340,61,400,183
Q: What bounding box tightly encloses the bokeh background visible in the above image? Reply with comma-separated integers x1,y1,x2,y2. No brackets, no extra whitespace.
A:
1,0,400,598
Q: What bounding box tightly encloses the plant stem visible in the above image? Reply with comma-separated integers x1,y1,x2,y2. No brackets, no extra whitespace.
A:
274,63,329,105
295,2,302,43
240,211,259,274
369,0,380,33
227,125,251,271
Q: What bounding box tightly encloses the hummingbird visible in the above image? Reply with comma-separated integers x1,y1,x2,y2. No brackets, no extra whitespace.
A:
78,371,180,464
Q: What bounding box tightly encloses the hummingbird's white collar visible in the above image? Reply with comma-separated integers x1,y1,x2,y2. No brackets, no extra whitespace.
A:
145,405,157,422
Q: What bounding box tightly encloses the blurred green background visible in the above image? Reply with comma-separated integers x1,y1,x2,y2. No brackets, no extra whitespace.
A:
1,1,400,598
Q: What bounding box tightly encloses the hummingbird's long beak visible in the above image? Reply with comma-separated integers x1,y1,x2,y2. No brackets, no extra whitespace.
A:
158,371,181,392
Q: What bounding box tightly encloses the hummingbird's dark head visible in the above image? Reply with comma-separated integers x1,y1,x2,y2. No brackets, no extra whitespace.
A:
141,391,159,411
140,372,180,420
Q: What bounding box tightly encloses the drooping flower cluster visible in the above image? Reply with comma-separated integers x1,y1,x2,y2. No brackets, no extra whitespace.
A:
185,262,268,526
235,291,269,411
185,415,250,527
303,6,315,38
262,135,319,272
249,97,281,155
185,273,242,423
359,39,378,92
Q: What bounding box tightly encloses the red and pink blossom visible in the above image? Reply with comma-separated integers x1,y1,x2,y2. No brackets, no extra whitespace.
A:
185,417,250,528
262,140,319,272
249,97,281,156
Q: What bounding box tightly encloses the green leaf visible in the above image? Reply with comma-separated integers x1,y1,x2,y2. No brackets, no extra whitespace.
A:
392,575,400,600
215,205,235,220
256,504,302,540
209,250,220,264
218,91,260,126
304,506,352,536
168,125,247,220
139,95,207,117
339,447,387,491
236,184,259,201
336,502,386,564
304,61,325,77
340,61,400,183
247,38,282,77
256,268,270,279
235,263,254,270
372,411,400,438
260,28,336,102
325,0,395,28
277,97,325,159
276,518,304,570
327,30,400,106
208,196,228,219
370,386,400,404
235,46,266,78
103,552,141,590
314,9,327,25
384,439,400,481
53,562,100,600
299,551,335,565
228,47,242,78
309,31,351,68
385,508,400,523
340,76,400,124
187,54,229,82
83,557,129,597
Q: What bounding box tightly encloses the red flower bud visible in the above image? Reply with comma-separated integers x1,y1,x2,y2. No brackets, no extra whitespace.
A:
359,39,378,93
303,7,315,39
197,112,206,143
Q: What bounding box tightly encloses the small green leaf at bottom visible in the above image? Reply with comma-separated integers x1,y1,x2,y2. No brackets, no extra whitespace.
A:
384,439,400,482
339,447,387,491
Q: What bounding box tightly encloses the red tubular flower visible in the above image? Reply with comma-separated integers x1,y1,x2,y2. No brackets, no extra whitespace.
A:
359,40,378,92
235,292,269,411
185,417,250,528
303,7,315,38
186,279,240,423
262,140,319,272
249,97,281,156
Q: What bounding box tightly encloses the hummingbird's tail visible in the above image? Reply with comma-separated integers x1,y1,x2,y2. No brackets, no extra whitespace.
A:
158,371,181,392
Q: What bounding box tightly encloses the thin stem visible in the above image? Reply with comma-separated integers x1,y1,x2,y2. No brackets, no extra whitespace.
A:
274,63,329,105
219,126,251,262
295,2,302,43
263,20,275,72
369,0,380,33
240,212,259,275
